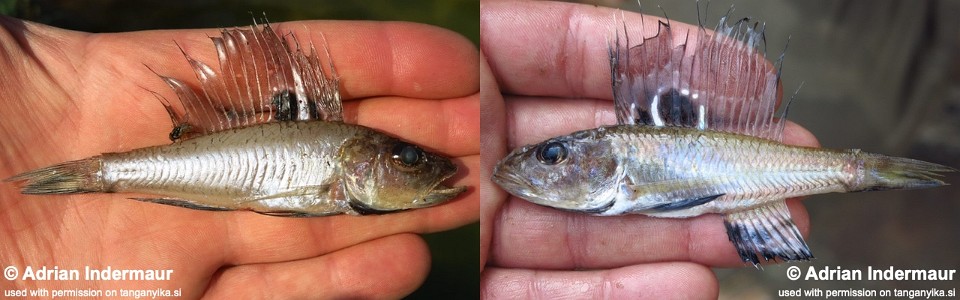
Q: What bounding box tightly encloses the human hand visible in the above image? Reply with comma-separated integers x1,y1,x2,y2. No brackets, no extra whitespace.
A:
0,16,478,298
480,1,818,298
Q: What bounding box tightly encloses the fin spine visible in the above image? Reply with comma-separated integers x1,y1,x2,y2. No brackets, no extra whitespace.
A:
152,18,342,139
610,5,788,141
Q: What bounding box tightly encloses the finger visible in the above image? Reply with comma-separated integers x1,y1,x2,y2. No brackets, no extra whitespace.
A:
1,19,480,162
481,262,718,299
484,1,785,117
488,197,810,269
504,96,818,149
297,20,479,100
481,1,685,99
107,21,477,149
0,17,88,172
216,154,477,265
95,92,478,174
480,51,506,271
119,20,478,102
27,151,475,269
350,95,479,157
504,96,615,148
205,233,430,299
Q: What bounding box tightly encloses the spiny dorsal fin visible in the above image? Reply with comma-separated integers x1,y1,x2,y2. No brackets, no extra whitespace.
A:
155,18,341,141
610,4,791,142
723,200,812,267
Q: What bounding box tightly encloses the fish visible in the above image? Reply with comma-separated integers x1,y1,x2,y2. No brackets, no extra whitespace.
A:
491,8,955,266
5,19,466,217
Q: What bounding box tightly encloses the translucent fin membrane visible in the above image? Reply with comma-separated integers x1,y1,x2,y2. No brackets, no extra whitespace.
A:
155,19,341,140
724,200,813,267
610,4,790,142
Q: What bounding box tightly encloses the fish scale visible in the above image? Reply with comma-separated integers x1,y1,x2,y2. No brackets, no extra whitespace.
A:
7,21,465,216
493,6,954,265
101,122,349,205
600,126,852,216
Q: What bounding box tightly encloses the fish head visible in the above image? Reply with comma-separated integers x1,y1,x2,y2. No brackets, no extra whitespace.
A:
340,136,465,214
493,132,622,213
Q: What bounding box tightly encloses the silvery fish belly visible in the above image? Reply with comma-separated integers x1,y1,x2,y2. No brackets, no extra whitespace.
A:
6,21,465,216
492,9,955,266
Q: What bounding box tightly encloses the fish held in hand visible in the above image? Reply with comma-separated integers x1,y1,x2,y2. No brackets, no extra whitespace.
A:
6,20,465,216
492,9,954,266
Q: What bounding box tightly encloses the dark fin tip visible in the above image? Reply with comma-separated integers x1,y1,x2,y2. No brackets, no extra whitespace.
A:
554,198,616,215
348,200,401,215
723,202,813,267
130,198,231,211
651,193,724,211
254,211,328,218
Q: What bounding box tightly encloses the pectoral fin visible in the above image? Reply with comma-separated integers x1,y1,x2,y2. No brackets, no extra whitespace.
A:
237,185,352,217
619,178,725,214
253,211,336,218
648,193,724,211
130,197,232,211
723,200,812,267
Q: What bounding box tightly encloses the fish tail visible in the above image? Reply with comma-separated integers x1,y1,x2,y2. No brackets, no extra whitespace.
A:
4,157,104,194
854,153,956,192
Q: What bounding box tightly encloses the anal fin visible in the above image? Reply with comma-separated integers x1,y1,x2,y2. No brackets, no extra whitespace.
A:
723,200,812,267
238,185,353,217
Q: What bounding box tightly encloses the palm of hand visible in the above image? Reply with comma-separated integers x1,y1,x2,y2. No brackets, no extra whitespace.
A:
0,17,479,298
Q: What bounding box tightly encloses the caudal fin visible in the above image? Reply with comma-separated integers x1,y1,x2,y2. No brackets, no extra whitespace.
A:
857,153,956,192
4,158,104,194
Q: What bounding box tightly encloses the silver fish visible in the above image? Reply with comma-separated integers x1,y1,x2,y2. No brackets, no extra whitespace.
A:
6,20,465,216
492,10,955,266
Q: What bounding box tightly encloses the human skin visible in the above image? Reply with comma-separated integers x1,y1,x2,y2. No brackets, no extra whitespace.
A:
0,16,479,298
480,1,818,298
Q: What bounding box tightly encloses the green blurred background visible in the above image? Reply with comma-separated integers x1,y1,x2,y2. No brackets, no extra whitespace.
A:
0,0,478,298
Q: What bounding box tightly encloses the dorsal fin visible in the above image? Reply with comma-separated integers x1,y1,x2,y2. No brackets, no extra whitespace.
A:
610,5,791,142
155,18,341,141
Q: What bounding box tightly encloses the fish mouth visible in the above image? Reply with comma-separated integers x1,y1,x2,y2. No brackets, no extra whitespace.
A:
491,162,536,200
419,162,466,207
423,184,467,205
490,168,514,190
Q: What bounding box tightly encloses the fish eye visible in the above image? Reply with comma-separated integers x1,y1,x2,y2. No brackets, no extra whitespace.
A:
536,141,567,165
392,142,423,167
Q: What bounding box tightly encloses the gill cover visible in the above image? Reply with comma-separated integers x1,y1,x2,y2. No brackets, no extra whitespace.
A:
492,130,622,214
339,135,464,214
